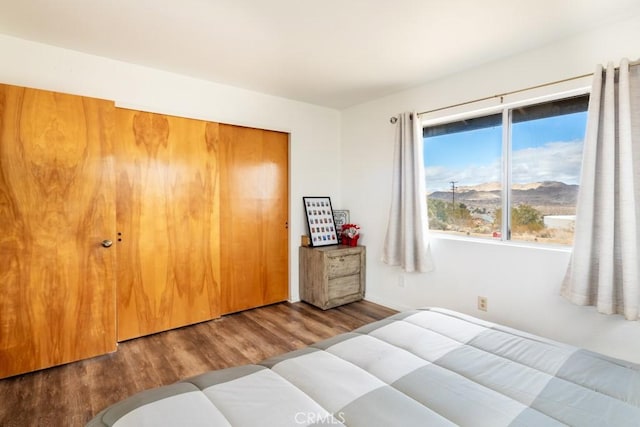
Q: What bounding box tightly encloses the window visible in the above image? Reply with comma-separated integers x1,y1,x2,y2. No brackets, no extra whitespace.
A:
423,93,589,245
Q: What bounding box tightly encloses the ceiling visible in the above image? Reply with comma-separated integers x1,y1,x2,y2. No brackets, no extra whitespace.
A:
1,0,640,109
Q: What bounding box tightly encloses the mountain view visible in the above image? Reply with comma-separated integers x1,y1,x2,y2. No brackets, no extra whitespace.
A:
429,181,578,213
422,96,589,245
427,181,579,244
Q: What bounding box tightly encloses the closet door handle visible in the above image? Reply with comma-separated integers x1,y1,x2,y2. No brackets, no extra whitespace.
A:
101,240,113,248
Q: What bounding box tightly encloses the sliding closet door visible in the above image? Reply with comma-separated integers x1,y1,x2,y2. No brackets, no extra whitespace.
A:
219,124,289,314
0,84,116,378
116,109,220,341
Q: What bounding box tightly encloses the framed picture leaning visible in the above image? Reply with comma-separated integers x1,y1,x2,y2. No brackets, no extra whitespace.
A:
303,196,338,246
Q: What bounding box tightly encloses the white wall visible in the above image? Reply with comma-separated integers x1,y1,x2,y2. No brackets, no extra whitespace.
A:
0,34,342,303
342,14,640,363
4,15,640,363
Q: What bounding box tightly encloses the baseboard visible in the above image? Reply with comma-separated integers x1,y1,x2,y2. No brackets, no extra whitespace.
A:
363,296,413,312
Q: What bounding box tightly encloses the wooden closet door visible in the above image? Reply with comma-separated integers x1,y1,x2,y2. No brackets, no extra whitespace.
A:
219,124,289,314
116,109,220,341
0,84,116,378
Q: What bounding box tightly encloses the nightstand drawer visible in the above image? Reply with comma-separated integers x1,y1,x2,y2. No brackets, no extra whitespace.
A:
327,253,361,278
299,245,366,310
328,275,361,300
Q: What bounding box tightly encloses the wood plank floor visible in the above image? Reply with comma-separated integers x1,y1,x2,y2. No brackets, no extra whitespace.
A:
0,300,396,427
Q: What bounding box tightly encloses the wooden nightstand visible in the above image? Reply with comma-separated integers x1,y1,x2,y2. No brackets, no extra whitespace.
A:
299,245,366,310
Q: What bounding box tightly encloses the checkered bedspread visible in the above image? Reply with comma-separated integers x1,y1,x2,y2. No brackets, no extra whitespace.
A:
87,308,640,426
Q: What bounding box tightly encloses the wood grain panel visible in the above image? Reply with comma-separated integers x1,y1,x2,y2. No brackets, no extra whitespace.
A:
116,109,220,341
0,84,116,378
219,124,289,314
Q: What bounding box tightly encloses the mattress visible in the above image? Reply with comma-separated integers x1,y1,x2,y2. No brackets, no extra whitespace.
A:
87,308,640,426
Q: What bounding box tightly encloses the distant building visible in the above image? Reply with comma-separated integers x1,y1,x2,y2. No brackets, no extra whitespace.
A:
543,215,575,231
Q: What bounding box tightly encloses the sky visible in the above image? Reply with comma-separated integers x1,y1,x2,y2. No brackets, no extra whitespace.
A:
423,111,587,192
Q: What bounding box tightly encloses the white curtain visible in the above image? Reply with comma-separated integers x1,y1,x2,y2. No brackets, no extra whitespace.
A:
382,112,434,273
561,59,640,320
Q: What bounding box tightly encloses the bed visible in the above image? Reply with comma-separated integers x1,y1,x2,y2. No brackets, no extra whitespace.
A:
87,307,640,426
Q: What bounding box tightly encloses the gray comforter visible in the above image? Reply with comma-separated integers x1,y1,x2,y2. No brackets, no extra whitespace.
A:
87,308,640,426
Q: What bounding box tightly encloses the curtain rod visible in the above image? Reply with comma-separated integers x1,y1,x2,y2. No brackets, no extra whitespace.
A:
415,72,593,118
389,60,640,124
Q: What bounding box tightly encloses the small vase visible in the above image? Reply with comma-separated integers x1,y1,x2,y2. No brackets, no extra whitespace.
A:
348,235,359,246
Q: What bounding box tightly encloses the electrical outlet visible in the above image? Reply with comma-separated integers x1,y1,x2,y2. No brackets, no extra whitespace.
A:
398,274,405,288
477,296,488,311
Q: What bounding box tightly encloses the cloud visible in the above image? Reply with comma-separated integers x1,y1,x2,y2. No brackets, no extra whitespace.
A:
425,140,583,192
512,141,583,184
425,162,500,192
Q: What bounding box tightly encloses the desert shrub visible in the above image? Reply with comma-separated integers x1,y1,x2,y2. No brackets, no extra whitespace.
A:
494,204,544,233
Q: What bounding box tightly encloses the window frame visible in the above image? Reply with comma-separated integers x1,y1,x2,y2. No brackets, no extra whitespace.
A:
421,86,591,246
